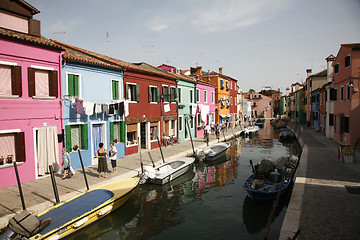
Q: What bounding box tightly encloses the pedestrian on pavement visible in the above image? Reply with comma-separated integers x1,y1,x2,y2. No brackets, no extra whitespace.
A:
61,148,71,179
109,142,117,174
96,143,108,178
215,123,221,139
204,124,211,142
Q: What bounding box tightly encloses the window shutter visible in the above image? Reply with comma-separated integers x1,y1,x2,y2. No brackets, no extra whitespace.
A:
112,81,116,100
11,66,22,96
125,83,129,99
65,125,72,152
15,132,26,162
74,75,79,98
80,124,88,149
28,68,35,97
162,86,165,101
120,121,125,142
136,84,140,102
68,74,74,96
49,70,58,97
148,86,152,102
110,122,114,141
156,87,160,103
174,88,178,102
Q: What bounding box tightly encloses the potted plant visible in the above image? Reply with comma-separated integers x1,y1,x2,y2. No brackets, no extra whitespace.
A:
0,156,4,165
114,139,118,143
6,155,13,164
73,145,79,151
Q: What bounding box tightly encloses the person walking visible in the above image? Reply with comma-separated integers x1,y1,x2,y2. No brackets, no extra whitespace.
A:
204,124,211,142
215,123,221,139
96,143,108,178
109,142,117,174
61,148,71,179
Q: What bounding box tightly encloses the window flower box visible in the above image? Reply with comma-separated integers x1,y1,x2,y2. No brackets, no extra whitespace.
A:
6,155,13,164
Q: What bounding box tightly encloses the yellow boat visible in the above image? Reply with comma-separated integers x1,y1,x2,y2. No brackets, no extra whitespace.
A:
27,177,139,240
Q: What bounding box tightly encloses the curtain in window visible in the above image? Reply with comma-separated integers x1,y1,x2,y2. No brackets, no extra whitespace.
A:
0,65,12,95
92,125,102,157
37,126,59,175
35,70,49,96
0,134,16,161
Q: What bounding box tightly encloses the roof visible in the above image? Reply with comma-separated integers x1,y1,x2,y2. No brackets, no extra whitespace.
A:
340,43,360,50
0,27,63,50
310,69,327,78
0,0,40,17
209,71,238,82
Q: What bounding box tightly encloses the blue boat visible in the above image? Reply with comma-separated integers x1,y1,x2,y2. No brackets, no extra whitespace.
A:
243,156,298,201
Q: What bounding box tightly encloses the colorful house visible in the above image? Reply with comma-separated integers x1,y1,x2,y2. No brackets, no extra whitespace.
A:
311,89,321,131
0,0,63,188
333,43,360,146
52,41,126,169
324,54,336,139
229,77,238,127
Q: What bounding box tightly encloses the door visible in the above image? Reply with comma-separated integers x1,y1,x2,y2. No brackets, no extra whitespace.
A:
92,124,102,157
141,122,146,149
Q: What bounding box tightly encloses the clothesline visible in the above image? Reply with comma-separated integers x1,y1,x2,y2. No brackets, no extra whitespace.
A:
74,98,129,117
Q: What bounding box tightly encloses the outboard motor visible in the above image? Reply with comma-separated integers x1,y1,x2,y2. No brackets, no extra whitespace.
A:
195,148,205,161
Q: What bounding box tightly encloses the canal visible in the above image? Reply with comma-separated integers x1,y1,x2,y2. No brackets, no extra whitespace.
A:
65,122,301,240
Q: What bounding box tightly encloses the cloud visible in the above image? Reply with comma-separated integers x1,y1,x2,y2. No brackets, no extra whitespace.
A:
190,0,290,33
148,22,170,32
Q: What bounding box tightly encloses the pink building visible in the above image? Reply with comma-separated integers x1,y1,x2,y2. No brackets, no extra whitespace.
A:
245,92,273,119
196,79,216,137
0,0,63,188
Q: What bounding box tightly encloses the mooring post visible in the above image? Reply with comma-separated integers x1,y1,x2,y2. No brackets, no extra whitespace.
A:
138,137,144,173
157,137,166,163
49,165,60,204
78,149,89,191
13,162,26,210
185,118,195,156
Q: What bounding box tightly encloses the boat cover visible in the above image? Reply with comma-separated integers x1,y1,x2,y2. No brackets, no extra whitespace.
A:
37,189,114,235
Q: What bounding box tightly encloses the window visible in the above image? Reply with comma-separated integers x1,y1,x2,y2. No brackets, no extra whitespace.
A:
220,97,225,108
65,124,88,152
170,86,177,102
29,67,58,98
170,120,176,136
178,88,182,103
220,79,224,89
197,113,201,127
0,131,25,163
226,81,229,90
212,91,214,103
126,83,140,102
330,88,337,101
148,86,160,103
67,73,80,98
150,122,159,140
204,90,207,103
230,82,232,89
162,85,170,102
344,116,350,133
179,116,183,131
196,89,200,103
329,114,334,126
230,96,233,105
345,55,351,68
340,86,344,100
347,84,351,100
112,80,120,100
0,63,22,96
110,121,125,143
126,123,138,145
190,90,193,103
334,63,339,74
212,113,215,123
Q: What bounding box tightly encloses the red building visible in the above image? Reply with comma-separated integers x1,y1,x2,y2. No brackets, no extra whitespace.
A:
333,43,360,147
229,78,238,127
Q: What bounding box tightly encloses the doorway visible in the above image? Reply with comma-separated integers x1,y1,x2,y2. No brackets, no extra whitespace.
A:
92,123,105,163
141,122,146,149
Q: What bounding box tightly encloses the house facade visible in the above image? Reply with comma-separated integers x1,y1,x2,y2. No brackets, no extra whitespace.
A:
0,0,63,188
333,43,360,146
229,78,238,127
325,54,336,139
311,89,321,131
53,41,126,169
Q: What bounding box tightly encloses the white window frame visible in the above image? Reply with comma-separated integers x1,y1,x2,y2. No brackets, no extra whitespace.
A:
212,91,214,103
190,89,194,103
162,84,169,103
111,79,122,101
204,90,207,103
126,82,138,103
179,116,183,132
196,89,200,103
0,61,19,98
149,85,158,104
177,87,182,103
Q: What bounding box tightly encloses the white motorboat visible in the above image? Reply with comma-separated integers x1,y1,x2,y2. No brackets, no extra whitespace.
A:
144,157,195,185
196,142,232,161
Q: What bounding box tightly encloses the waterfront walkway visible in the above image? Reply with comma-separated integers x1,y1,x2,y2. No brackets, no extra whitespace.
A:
280,123,360,240
0,126,243,229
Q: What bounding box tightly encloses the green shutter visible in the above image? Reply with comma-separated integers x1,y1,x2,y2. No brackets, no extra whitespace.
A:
136,84,140,102
120,121,125,142
74,75,79,98
156,87,160,103
65,125,72,152
148,86,152,102
112,81,116,100
115,81,119,100
80,124,88,149
174,88,178,102
125,83,129,99
110,122,114,141
68,74,74,96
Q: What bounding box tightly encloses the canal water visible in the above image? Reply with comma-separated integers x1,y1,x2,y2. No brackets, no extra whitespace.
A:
65,122,301,240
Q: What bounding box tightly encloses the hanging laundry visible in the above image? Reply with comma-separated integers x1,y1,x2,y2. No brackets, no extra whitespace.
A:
124,101,129,117
164,104,170,113
191,104,197,116
75,98,83,114
201,105,209,122
108,104,115,115
84,101,95,116
95,104,102,113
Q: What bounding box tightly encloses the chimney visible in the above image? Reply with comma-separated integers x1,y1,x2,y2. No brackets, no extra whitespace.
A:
325,54,335,82
286,87,290,95
306,69,312,78
219,67,223,75
196,66,202,78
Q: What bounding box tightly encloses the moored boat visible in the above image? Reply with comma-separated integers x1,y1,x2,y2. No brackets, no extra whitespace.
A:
4,177,139,240
196,142,232,162
241,126,260,137
279,128,295,140
144,157,195,185
243,156,298,201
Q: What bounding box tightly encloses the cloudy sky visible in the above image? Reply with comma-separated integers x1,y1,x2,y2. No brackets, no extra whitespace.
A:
27,0,360,92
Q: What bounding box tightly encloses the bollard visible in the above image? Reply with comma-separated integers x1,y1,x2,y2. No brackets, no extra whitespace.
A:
49,165,60,204
78,149,89,191
13,162,26,210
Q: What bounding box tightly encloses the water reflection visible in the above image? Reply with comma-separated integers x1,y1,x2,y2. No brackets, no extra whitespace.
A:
65,124,300,240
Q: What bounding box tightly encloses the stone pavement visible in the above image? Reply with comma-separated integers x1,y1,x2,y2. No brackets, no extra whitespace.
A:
280,123,360,240
0,126,244,229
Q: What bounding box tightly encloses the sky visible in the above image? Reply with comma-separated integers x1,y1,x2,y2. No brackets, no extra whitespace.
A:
27,0,360,93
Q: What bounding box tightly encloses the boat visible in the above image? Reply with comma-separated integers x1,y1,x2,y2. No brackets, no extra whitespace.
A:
255,119,264,128
243,156,298,201
279,128,295,140
143,157,195,185
241,126,260,137
4,177,139,240
195,142,232,162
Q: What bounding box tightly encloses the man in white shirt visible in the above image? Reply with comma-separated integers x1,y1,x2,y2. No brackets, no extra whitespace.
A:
109,142,118,174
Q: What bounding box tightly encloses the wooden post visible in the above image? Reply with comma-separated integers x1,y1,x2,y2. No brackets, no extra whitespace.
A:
13,162,26,210
185,117,195,156
147,151,156,168
49,165,60,204
78,149,89,191
138,137,144,173
157,137,166,163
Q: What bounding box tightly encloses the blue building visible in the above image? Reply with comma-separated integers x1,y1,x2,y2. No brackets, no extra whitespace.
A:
55,41,126,169
311,89,321,132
